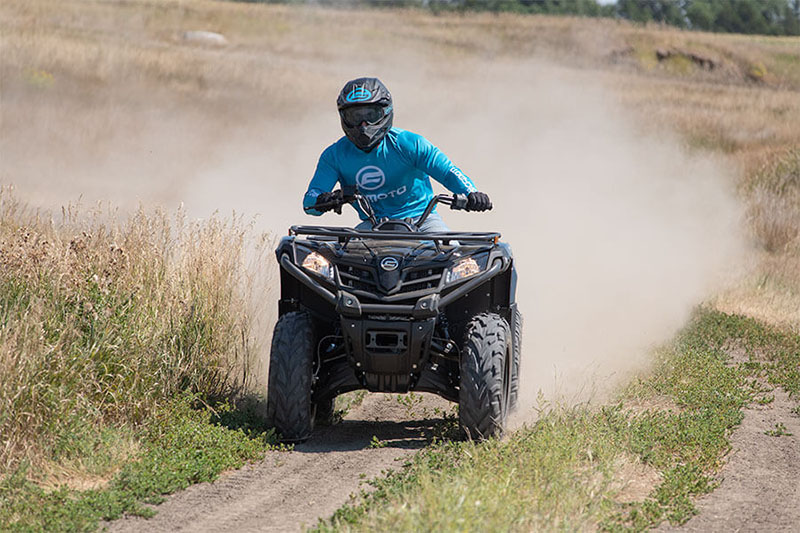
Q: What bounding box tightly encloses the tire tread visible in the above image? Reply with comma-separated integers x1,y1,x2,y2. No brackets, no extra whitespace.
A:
459,313,510,439
266,311,315,442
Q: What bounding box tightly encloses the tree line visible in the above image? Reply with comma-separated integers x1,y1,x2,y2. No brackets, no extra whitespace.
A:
271,0,800,36
612,0,800,35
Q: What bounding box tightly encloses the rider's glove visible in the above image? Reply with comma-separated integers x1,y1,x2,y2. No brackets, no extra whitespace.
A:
314,189,344,214
466,191,492,212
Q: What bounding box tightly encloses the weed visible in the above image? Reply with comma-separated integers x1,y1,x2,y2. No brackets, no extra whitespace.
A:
764,423,793,437
368,436,387,449
332,391,368,423
396,392,425,418
430,407,462,442
755,394,776,405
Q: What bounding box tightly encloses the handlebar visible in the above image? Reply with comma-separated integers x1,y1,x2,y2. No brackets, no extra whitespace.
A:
304,190,478,231
303,195,357,214
414,194,468,228
304,192,380,227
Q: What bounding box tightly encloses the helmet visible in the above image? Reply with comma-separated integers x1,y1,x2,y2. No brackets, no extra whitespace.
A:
337,77,393,152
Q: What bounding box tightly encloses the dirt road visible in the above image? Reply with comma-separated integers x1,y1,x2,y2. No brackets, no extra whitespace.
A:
108,393,452,533
658,385,800,533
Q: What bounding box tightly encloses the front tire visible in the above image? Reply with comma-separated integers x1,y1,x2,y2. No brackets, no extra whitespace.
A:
267,312,316,442
459,313,512,440
509,306,523,412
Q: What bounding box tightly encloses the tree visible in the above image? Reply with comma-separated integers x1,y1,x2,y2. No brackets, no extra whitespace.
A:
687,0,715,29
617,0,654,23
421,0,799,35
783,0,800,34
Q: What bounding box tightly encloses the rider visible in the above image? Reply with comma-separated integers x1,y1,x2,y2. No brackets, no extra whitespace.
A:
303,77,492,232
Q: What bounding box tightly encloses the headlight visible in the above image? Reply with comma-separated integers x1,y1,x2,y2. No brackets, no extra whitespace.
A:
445,257,481,284
301,252,334,281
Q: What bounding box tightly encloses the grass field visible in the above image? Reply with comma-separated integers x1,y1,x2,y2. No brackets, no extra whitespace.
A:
1,0,799,530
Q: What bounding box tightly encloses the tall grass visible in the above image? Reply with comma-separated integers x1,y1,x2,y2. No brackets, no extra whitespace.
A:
745,148,800,253
0,189,261,475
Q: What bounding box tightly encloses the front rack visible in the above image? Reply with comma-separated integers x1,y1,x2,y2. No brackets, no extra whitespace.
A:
289,225,501,244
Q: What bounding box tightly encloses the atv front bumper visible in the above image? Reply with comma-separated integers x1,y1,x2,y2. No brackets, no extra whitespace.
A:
278,254,503,319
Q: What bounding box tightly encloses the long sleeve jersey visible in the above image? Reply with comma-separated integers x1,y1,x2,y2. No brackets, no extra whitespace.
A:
303,128,477,220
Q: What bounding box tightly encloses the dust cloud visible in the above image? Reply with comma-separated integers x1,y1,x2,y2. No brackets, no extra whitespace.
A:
400,62,747,419
2,46,745,414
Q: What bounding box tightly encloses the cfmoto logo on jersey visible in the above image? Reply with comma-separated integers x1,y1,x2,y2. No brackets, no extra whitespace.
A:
346,87,372,102
356,166,386,191
380,257,399,271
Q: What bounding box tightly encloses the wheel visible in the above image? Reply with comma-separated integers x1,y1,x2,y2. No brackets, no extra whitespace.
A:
509,306,523,412
266,311,316,442
458,313,512,440
314,397,336,426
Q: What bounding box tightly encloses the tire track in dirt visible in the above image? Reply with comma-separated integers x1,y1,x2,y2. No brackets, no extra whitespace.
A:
107,393,453,533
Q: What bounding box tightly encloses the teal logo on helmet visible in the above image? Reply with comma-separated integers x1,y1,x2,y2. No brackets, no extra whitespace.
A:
346,87,373,102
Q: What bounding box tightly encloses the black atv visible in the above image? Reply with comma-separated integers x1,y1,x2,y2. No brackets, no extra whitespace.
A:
267,190,520,442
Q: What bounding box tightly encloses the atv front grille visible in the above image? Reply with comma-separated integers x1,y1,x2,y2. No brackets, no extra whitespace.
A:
338,264,445,296
400,267,445,292
339,264,377,292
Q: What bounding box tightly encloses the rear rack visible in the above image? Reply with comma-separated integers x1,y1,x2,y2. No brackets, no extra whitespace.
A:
289,225,501,243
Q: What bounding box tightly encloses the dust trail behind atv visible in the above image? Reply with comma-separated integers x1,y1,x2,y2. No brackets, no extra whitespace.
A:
107,393,452,533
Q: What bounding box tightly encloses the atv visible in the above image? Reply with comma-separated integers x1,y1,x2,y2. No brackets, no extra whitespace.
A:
267,189,520,442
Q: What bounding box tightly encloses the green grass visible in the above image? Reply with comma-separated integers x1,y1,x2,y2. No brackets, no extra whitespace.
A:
0,397,278,532
314,309,800,532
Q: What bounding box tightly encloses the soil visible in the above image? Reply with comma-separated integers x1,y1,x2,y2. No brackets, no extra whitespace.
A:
107,393,452,533
658,385,800,533
106,366,800,533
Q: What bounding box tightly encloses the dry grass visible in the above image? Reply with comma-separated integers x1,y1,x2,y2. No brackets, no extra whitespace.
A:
0,188,263,475
714,251,800,333
3,1,799,99
713,149,800,329
745,149,800,252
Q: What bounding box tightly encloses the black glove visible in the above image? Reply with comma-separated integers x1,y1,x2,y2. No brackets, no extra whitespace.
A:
314,189,344,214
466,191,492,212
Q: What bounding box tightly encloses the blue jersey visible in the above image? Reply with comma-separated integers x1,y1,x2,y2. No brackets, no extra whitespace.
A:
304,128,477,220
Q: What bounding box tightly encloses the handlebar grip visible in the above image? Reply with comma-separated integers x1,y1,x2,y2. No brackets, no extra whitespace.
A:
450,194,468,211
303,194,357,213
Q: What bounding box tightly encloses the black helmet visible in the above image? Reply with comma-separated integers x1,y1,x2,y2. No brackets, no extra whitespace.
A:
337,77,393,152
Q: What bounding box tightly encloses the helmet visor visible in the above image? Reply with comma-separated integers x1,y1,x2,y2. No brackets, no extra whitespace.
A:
340,104,385,127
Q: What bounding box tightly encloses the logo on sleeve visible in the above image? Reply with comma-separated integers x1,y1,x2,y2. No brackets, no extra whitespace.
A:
356,166,386,191
450,167,477,193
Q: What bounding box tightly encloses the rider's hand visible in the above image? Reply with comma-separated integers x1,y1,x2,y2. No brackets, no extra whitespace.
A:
314,189,344,214
466,191,492,212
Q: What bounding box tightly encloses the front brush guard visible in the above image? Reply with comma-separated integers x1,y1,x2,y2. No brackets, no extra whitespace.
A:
278,253,506,319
